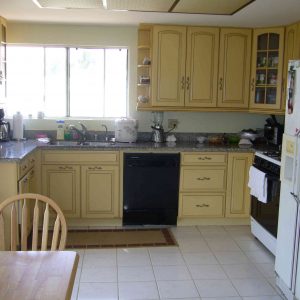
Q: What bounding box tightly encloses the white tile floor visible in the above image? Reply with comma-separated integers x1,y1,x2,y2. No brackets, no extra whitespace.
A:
71,225,285,300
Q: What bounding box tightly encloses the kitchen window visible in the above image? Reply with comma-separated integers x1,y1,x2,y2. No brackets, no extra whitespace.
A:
6,46,128,118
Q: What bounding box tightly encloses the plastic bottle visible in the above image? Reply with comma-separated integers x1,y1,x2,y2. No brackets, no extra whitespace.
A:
13,111,23,140
56,120,65,140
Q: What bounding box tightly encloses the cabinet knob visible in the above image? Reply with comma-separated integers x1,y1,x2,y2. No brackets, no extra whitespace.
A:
181,76,185,89
196,177,210,181
186,77,190,90
196,204,209,208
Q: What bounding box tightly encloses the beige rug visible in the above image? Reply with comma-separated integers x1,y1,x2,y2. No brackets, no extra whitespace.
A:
65,228,177,249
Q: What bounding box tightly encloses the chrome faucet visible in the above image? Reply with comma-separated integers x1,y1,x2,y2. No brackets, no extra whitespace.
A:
101,124,108,142
68,122,89,142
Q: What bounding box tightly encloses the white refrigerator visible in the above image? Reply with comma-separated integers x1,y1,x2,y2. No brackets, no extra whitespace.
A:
275,60,300,300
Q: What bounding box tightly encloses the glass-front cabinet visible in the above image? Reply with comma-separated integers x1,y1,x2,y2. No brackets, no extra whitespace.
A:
249,28,285,112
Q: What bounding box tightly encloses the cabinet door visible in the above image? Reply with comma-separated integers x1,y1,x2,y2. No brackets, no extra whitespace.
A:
218,28,252,108
249,27,284,111
225,152,253,218
81,165,119,218
42,165,80,218
185,27,219,107
152,25,186,107
282,23,300,111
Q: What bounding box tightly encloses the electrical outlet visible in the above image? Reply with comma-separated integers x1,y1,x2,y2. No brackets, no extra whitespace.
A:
168,119,179,129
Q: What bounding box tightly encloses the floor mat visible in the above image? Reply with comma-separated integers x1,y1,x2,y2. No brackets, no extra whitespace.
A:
65,228,177,249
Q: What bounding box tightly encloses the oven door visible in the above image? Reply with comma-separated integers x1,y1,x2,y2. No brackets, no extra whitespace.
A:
250,174,281,238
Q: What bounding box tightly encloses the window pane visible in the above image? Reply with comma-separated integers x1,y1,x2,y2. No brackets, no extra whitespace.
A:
70,48,104,117
105,48,127,117
45,48,67,117
7,46,44,117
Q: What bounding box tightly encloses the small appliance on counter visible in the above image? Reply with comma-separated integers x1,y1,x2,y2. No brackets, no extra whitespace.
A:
115,118,138,143
0,108,11,142
264,115,284,147
151,112,165,143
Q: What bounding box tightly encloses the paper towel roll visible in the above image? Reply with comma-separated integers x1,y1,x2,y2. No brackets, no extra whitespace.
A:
13,112,23,140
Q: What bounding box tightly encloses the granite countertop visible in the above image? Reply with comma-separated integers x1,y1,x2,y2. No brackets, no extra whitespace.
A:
0,139,264,161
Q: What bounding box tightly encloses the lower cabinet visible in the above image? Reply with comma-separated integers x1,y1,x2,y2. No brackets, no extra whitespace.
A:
81,165,119,218
179,151,253,220
225,152,253,218
41,151,120,219
42,165,81,218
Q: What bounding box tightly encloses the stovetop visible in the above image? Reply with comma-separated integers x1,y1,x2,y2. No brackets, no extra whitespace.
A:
255,151,281,166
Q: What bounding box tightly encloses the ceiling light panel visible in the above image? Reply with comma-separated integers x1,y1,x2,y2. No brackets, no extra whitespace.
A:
34,0,103,9
104,0,175,12
173,0,254,15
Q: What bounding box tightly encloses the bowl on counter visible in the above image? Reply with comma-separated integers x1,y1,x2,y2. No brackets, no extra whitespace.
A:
196,136,207,144
207,135,224,145
226,134,240,145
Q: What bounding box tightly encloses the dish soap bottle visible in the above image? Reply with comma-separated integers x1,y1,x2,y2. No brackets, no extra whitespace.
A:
56,120,65,140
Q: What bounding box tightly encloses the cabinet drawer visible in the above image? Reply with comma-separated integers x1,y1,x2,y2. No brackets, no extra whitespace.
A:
180,194,224,217
180,167,226,191
181,152,227,165
19,153,36,179
42,151,119,164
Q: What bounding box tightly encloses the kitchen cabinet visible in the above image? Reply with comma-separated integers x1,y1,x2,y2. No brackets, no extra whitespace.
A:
42,165,81,218
179,152,227,218
0,16,7,103
281,22,300,111
81,165,119,218
225,152,253,218
217,28,252,108
41,150,120,219
151,25,187,107
249,27,285,112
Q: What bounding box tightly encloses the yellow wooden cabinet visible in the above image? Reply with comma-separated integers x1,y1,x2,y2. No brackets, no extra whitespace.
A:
42,165,81,218
81,165,119,218
281,22,300,111
249,27,285,112
225,152,253,218
41,150,120,219
152,25,186,107
218,28,252,108
179,152,227,218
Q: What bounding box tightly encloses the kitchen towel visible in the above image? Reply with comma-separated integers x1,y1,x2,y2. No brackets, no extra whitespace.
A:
248,166,268,203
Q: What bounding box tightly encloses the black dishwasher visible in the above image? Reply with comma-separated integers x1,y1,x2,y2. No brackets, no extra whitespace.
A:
123,153,180,225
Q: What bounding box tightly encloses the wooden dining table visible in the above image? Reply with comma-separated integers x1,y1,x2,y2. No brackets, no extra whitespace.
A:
0,251,79,300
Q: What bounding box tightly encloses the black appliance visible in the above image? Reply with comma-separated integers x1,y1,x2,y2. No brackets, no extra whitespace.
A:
251,154,281,237
264,114,284,146
123,153,180,225
0,108,10,141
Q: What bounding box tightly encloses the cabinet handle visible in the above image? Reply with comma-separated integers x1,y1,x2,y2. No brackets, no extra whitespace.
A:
251,78,255,91
88,166,102,170
196,204,210,208
219,77,223,90
30,170,34,177
197,156,212,160
186,77,190,90
59,166,73,170
30,158,35,164
181,76,185,89
22,165,28,171
197,177,211,181
282,78,285,95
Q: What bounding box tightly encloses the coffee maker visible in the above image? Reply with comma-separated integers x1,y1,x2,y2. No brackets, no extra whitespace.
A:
151,112,165,143
0,108,10,141
264,115,284,146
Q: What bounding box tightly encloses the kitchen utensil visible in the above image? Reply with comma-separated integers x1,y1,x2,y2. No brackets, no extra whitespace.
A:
0,109,10,141
151,124,165,143
196,136,207,144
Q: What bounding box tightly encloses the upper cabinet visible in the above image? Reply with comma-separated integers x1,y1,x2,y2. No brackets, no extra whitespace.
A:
0,17,7,103
249,27,285,112
281,22,300,111
217,28,252,108
151,25,186,107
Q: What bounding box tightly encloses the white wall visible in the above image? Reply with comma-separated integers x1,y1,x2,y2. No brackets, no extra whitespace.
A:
7,22,277,133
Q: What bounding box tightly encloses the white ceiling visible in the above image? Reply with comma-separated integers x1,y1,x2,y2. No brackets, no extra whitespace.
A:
0,0,300,27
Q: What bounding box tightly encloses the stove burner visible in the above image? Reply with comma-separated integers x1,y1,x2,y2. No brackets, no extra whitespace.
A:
263,151,281,158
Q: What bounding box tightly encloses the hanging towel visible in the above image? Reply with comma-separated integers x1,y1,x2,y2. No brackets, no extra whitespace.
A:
248,166,268,203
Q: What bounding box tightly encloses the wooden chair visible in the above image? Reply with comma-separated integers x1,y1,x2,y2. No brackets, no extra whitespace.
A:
0,193,67,251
